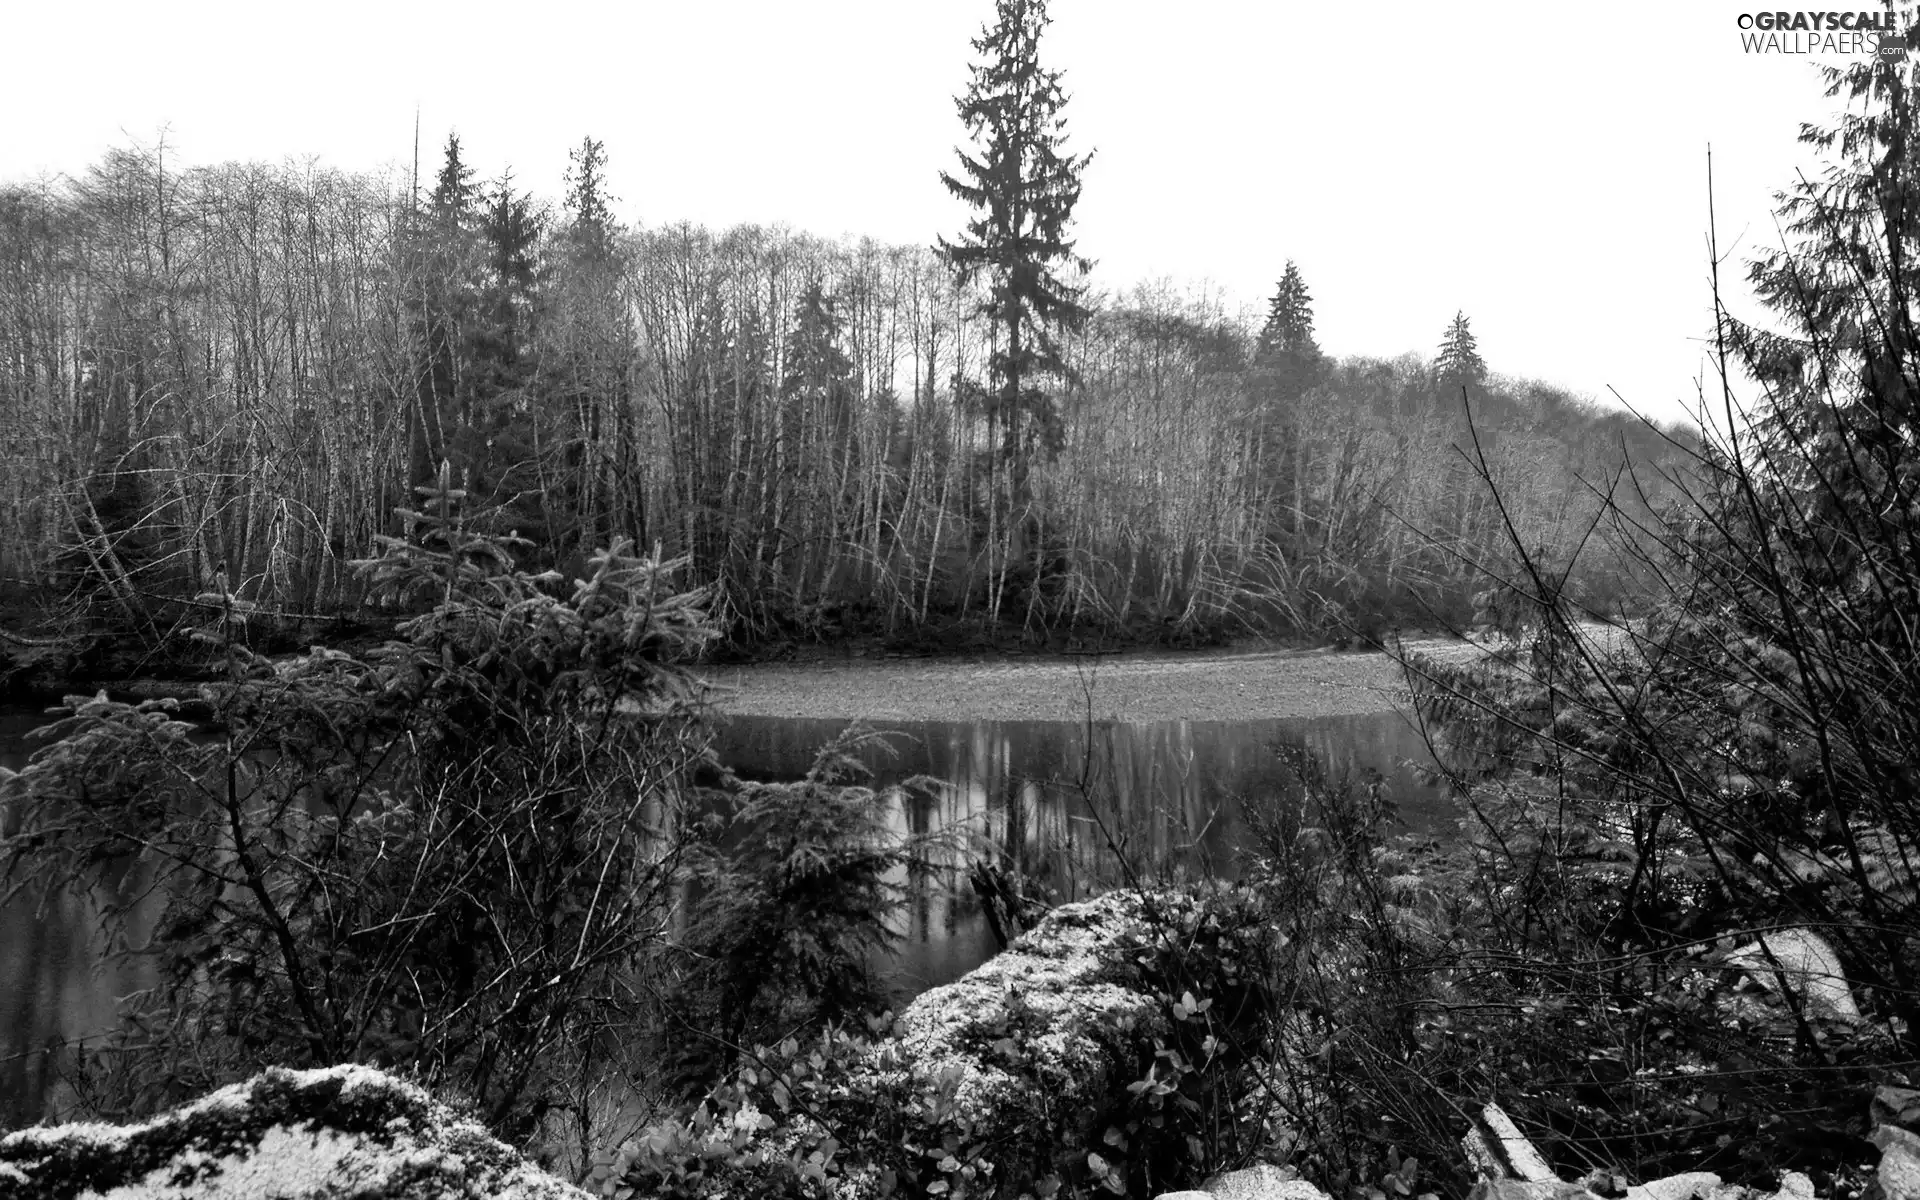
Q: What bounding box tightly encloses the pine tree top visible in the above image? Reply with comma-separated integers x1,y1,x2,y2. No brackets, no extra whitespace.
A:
1257,260,1319,360
429,133,477,230
936,0,1094,394
1436,309,1487,389
564,137,619,269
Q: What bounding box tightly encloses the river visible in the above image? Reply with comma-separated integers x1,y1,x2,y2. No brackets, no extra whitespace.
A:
0,690,1445,1128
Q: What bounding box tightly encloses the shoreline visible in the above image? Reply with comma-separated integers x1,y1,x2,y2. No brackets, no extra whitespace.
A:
698,635,1484,723
4,633,1497,726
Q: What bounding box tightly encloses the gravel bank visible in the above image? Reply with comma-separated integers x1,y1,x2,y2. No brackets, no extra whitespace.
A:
697,637,1486,723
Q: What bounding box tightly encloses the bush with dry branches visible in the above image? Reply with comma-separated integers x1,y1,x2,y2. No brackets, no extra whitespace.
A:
0,463,718,1157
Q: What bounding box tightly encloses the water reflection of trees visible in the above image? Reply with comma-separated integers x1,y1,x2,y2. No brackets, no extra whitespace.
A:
711,712,1441,993
0,861,160,1130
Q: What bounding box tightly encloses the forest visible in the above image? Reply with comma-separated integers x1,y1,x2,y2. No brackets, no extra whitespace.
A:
0,130,1685,667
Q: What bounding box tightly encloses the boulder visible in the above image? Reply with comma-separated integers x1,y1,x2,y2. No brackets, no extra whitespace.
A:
870,890,1176,1187
1772,1172,1815,1200
1468,1183,1598,1200
626,890,1204,1198
1153,1164,1332,1200
1724,928,1860,1021
1620,1170,1807,1200
1876,1085,1920,1131
1623,1171,1727,1200
608,888,1280,1200
1875,1124,1920,1200
0,1064,589,1200
1201,1163,1332,1200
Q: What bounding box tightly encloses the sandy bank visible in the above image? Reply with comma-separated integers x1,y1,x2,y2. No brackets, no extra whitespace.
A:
697,636,1485,723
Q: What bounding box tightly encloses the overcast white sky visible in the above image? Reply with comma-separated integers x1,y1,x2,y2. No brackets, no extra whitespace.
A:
0,1,1880,428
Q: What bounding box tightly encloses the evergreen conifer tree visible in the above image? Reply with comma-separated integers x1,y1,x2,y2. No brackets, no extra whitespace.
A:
429,133,479,233
1256,260,1319,363
461,172,544,518
562,136,619,271
1254,260,1326,409
937,0,1092,612
937,0,1092,477
1436,310,1487,393
407,133,487,491
481,171,541,365
783,281,856,444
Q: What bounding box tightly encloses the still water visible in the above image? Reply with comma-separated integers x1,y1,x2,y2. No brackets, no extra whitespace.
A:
0,703,163,1130
0,698,1445,1127
710,712,1448,994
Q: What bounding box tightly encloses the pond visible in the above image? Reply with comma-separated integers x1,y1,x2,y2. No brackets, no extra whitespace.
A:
0,695,1446,1128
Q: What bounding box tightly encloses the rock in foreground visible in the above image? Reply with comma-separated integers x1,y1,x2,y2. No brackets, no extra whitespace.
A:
0,1064,588,1200
880,889,1177,1180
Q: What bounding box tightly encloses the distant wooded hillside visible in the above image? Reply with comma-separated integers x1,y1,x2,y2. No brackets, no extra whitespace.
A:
0,142,1694,656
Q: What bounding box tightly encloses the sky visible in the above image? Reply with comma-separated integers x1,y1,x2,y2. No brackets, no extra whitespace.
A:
0,0,1888,429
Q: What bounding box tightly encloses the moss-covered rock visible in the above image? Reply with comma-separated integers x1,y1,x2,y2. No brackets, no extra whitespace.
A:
0,1064,589,1200
614,889,1245,1199
874,889,1176,1187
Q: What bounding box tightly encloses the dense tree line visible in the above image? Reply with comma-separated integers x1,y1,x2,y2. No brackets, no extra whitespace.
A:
0,137,1688,659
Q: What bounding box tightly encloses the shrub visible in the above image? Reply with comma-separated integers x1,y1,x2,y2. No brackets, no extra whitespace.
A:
657,726,930,1093
1344,34,1920,1193
0,465,717,1147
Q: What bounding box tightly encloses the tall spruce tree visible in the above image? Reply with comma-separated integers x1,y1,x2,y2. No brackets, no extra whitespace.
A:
429,134,479,232
1436,310,1487,393
562,137,619,271
1255,260,1325,404
408,133,485,491
462,171,543,517
1726,35,1920,634
938,0,1092,614
1245,262,1326,549
1739,42,1920,436
938,0,1092,479
478,170,541,381
1256,261,1319,362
